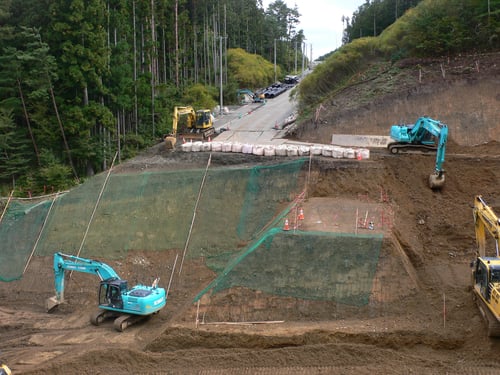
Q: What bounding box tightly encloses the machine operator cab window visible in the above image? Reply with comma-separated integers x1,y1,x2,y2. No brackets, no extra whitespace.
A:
474,260,490,300
196,111,210,128
491,268,500,283
98,279,126,309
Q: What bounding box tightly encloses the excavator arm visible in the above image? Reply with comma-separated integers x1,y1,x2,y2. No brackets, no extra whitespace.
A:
47,252,121,311
473,195,500,257
172,106,196,136
389,116,448,189
428,122,447,189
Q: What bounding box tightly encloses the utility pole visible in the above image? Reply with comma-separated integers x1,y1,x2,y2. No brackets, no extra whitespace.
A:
294,41,297,73
274,38,277,82
219,36,223,116
301,42,306,73
310,44,313,66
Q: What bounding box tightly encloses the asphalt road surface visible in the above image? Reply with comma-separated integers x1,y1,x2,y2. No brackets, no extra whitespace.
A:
213,89,297,145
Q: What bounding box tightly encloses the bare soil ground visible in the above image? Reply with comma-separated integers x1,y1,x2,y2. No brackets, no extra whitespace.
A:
1,53,500,374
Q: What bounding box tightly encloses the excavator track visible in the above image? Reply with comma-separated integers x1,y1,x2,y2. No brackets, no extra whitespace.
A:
90,308,120,326
387,143,437,155
473,292,500,337
113,314,149,332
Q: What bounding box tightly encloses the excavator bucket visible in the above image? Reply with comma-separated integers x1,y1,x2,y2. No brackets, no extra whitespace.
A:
46,295,61,313
429,173,445,189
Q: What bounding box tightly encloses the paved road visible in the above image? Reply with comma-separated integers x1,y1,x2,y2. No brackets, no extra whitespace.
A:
213,89,297,145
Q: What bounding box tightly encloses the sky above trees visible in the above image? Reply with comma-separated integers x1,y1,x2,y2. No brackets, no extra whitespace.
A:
263,0,366,59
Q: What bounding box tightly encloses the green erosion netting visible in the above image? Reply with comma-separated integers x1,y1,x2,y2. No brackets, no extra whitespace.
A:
1,157,384,306
197,229,383,306
0,159,305,279
0,200,52,281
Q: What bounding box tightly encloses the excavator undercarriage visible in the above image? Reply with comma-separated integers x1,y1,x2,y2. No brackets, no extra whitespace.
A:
472,288,500,337
90,309,151,332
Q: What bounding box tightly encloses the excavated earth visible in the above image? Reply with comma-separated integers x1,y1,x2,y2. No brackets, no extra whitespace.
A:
0,53,499,374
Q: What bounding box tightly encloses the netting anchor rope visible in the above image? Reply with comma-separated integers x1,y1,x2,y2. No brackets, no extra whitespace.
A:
179,153,212,276
23,192,60,275
166,253,178,299
74,151,118,263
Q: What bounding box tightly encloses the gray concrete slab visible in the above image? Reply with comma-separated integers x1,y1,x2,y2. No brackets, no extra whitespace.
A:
331,134,392,148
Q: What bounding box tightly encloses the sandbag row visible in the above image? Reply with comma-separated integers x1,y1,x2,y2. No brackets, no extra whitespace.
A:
180,141,370,159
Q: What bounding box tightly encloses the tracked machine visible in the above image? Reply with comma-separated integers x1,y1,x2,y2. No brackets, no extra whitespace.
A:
164,106,215,148
46,252,166,331
470,196,500,336
388,116,448,189
237,89,265,104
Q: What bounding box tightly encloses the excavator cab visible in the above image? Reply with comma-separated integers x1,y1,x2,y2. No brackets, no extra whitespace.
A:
98,279,126,309
195,110,213,130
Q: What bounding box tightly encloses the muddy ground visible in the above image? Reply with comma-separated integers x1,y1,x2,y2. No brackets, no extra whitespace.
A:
1,53,500,374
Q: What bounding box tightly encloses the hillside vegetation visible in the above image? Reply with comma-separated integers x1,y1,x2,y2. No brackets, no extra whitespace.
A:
0,0,498,197
297,0,499,112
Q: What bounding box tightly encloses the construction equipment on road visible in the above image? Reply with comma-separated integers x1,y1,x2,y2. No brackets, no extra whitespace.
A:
46,252,166,331
470,195,500,336
167,106,215,144
388,116,448,189
237,89,265,104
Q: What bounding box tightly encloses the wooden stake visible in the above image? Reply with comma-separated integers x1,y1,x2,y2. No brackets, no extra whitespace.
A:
355,208,359,234
443,292,446,329
195,299,200,328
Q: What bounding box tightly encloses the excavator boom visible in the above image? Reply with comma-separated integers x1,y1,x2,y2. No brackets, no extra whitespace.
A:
47,252,120,311
473,195,500,257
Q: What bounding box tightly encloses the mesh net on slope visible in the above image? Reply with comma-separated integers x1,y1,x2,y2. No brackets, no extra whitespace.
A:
196,227,383,307
0,159,305,276
0,157,383,306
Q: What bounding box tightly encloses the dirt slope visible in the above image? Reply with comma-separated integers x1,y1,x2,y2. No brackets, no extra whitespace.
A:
1,53,500,374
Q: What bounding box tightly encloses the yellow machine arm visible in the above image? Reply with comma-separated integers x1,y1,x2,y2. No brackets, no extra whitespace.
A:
473,195,500,257
172,106,196,136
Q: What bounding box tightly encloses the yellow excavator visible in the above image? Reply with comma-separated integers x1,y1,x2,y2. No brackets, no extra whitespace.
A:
470,195,500,336
0,355,11,375
165,106,215,148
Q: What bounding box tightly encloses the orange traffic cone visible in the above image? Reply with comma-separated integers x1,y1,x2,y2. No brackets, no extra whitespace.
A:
298,208,304,220
283,219,290,231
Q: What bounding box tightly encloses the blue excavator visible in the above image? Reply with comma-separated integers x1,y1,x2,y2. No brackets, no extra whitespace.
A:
388,116,448,189
46,252,166,331
237,89,265,104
